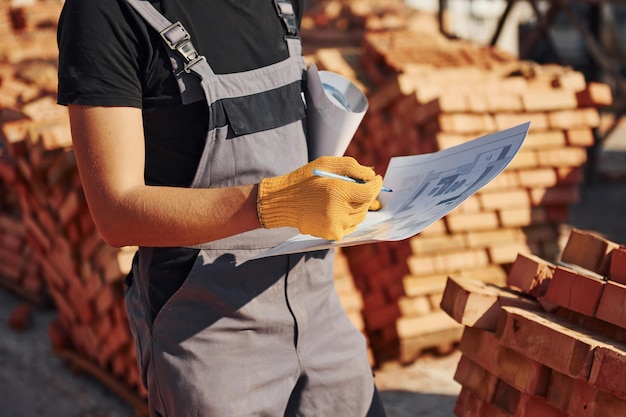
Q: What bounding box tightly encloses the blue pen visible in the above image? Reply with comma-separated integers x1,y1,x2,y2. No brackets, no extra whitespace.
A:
313,169,393,192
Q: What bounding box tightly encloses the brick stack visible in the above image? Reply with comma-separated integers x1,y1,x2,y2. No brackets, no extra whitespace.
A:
304,3,612,365
442,228,626,417
0,0,148,407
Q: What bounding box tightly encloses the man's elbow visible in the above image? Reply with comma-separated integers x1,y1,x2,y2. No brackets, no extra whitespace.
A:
92,217,135,248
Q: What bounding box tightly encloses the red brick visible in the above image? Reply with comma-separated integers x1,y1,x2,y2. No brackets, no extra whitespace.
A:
496,345,551,397
507,252,556,297
8,302,33,332
454,355,498,402
560,228,620,275
454,387,510,417
496,306,606,379
609,247,626,285
546,371,595,417
441,277,541,330
556,166,584,185
589,345,626,402
544,265,605,316
595,280,626,328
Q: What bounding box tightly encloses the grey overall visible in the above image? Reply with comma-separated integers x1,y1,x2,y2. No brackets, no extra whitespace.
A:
123,1,385,416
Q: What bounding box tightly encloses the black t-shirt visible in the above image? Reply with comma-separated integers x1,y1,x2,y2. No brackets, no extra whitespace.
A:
58,0,302,186
57,0,303,317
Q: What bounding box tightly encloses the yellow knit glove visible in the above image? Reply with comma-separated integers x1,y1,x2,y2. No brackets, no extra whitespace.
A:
257,156,383,241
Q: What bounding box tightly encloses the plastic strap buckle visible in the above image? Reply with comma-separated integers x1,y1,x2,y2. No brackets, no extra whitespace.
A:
159,21,206,73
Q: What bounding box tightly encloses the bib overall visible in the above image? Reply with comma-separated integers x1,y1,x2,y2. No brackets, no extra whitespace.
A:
123,1,386,416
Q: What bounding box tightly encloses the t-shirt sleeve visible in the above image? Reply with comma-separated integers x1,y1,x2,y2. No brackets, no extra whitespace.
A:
57,0,145,108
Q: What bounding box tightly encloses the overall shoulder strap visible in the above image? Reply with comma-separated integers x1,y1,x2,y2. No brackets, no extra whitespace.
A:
125,0,209,104
273,0,299,38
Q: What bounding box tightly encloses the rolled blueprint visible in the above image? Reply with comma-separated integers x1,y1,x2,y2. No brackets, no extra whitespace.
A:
306,63,368,159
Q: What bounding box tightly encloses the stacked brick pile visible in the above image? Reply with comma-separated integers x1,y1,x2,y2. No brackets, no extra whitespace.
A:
0,0,150,408
304,2,613,365
442,228,626,417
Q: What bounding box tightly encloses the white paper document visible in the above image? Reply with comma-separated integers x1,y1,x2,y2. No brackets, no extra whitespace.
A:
252,122,530,260
306,64,368,159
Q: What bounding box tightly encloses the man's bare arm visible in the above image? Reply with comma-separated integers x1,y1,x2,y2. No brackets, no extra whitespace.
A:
68,105,261,248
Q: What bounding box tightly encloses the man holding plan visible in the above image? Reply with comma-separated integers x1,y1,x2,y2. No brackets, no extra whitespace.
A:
57,0,387,415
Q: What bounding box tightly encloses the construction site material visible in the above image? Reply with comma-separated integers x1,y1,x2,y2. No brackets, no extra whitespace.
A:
442,228,626,417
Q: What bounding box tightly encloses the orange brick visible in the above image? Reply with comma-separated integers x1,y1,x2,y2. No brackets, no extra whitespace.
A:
446,211,500,232
595,280,626,328
560,228,620,275
441,276,541,330
576,82,613,107
507,252,556,297
498,207,547,227
434,248,490,273
397,295,431,317
466,228,526,248
395,310,461,339
556,166,584,185
609,247,626,285
552,70,587,91
486,93,523,112
478,190,530,210
438,113,492,134
507,150,539,170
438,91,468,112
517,168,558,188
480,171,520,192
435,132,471,150
402,274,448,297
548,108,600,129
564,128,596,147
493,112,549,131
522,89,578,111
409,234,467,255
488,242,539,265
535,147,588,167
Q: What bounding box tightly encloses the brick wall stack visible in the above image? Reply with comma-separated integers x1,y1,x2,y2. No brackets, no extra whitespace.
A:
304,2,612,365
0,0,148,404
442,228,626,417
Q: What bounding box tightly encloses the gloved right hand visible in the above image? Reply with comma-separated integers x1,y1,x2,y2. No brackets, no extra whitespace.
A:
257,156,383,241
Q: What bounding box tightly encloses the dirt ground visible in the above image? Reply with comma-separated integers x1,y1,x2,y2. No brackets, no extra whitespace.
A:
1,127,626,417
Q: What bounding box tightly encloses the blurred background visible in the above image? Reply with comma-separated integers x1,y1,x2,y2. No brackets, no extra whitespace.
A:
2,0,626,416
